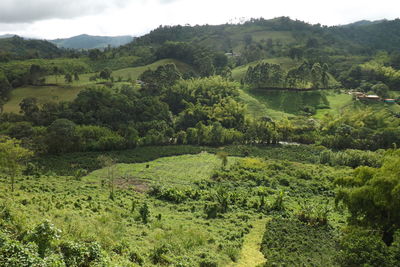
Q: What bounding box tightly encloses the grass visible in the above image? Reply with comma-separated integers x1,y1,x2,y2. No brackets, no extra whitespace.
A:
36,144,326,176
112,58,193,81
3,85,82,113
86,152,238,187
240,88,329,116
0,152,258,266
238,88,293,120
3,58,190,113
314,91,353,119
234,218,268,267
0,144,352,266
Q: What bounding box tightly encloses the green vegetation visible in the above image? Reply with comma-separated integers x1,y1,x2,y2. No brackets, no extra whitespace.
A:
3,85,82,113
111,58,192,81
1,16,400,267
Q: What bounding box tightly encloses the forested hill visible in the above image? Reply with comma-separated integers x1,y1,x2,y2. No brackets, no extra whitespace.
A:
50,34,134,50
331,19,400,51
0,36,63,61
124,17,400,55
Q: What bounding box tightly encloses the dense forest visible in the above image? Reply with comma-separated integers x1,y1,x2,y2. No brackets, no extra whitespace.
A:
0,17,400,266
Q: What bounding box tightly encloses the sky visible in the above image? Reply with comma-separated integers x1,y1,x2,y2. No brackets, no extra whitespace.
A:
0,0,399,39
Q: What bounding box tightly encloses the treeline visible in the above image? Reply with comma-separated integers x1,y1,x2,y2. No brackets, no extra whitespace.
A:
342,60,400,93
2,62,400,155
155,41,229,77
243,61,330,89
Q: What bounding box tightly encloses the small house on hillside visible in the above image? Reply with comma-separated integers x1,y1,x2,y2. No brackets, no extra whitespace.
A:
358,94,380,101
384,99,396,103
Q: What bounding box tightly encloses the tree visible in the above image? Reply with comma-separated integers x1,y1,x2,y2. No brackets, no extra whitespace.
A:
19,97,39,118
98,155,117,200
311,63,322,89
88,49,102,60
46,119,78,154
216,151,228,169
99,68,112,80
0,70,11,99
210,122,224,146
321,63,330,88
335,149,400,244
52,66,62,84
372,83,390,98
73,72,80,81
0,136,33,192
64,73,72,83
29,64,45,85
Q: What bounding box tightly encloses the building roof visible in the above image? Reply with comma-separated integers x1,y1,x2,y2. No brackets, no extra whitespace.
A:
366,95,380,99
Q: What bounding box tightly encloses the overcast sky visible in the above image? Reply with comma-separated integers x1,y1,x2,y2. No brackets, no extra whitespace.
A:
0,0,399,39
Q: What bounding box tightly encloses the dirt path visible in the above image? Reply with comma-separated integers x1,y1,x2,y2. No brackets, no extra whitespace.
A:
230,218,268,267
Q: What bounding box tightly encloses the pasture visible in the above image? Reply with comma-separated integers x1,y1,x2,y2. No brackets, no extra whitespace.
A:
2,58,190,113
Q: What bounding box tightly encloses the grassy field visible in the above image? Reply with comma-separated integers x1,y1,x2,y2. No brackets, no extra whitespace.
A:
238,88,294,120
3,85,83,113
239,88,331,116
86,152,239,187
314,91,353,119
2,58,190,113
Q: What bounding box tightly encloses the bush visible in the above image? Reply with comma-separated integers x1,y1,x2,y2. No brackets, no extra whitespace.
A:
60,241,103,267
28,220,61,258
261,217,337,266
129,250,144,265
0,232,43,267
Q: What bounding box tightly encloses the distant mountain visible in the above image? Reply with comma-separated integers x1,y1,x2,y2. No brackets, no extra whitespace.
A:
340,19,387,28
123,17,400,55
50,34,134,49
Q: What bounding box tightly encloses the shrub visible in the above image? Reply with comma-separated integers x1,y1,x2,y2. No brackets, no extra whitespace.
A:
261,217,337,266
60,241,102,267
0,232,43,267
204,203,219,219
139,203,150,224
28,220,61,258
129,250,144,265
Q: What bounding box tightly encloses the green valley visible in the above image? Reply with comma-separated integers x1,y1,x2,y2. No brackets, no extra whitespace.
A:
1,15,400,267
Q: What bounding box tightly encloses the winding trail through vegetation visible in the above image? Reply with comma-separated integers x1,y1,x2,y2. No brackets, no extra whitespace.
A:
232,218,268,267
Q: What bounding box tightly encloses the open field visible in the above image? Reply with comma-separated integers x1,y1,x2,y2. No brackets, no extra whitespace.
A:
3,85,83,113
112,58,193,81
238,88,294,120
314,91,353,119
240,87,330,116
2,58,189,113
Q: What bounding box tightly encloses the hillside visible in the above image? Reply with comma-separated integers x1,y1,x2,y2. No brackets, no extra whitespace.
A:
124,17,400,55
0,36,63,61
50,34,134,49
2,58,192,113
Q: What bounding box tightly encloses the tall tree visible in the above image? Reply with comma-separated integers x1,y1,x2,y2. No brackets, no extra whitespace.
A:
0,136,33,192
